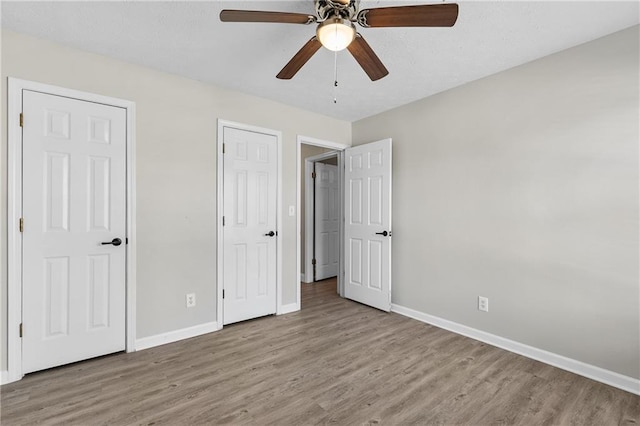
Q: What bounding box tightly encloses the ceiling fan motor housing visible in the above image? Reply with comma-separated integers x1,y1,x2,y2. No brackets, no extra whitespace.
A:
315,0,359,21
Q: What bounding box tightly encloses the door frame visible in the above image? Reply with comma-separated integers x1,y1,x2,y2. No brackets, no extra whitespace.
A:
297,136,349,303
216,120,283,327
303,151,340,284
6,77,137,384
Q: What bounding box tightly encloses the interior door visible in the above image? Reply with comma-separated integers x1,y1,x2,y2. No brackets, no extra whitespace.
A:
344,138,392,312
22,90,127,374
314,162,340,280
223,126,277,325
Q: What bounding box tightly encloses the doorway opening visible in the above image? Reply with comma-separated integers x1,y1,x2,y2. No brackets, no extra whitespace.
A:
296,136,349,309
304,151,340,283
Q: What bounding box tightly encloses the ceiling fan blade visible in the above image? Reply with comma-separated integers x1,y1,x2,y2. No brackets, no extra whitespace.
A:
347,34,389,81
357,3,458,28
220,10,315,24
277,37,323,79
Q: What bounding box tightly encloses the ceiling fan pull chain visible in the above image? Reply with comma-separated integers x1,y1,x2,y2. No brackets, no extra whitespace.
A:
333,48,338,104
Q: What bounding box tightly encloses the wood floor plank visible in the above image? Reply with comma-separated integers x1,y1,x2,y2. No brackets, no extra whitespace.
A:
1,278,638,425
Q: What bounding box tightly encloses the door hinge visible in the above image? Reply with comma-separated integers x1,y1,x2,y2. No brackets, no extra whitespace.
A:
19,113,23,128
311,172,316,179
222,216,225,226
19,323,23,338
222,289,225,299
222,143,225,154
19,218,24,233
312,258,316,265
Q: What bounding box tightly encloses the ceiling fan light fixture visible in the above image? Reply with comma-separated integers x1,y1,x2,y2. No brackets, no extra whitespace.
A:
316,17,356,52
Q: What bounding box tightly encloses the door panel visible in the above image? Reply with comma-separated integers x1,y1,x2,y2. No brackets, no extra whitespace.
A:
44,256,70,337
344,139,392,312
22,90,127,374
223,126,277,325
314,162,340,280
88,157,111,231
87,254,111,329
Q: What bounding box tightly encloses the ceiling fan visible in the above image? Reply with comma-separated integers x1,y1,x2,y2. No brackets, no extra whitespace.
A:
220,0,459,81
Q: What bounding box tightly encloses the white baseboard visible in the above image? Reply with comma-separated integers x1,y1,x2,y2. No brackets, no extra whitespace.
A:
391,303,640,396
278,302,300,315
135,321,219,351
300,273,305,282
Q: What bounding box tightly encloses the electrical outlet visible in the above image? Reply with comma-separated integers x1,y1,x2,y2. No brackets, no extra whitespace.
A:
478,296,489,312
186,293,196,308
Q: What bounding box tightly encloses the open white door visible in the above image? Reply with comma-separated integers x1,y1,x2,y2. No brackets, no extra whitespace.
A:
223,125,278,325
344,139,392,312
314,162,340,281
22,90,127,374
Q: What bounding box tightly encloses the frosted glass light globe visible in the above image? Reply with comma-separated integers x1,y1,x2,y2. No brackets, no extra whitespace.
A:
317,17,356,52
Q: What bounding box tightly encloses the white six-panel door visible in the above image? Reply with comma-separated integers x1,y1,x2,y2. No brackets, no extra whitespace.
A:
314,162,340,281
223,126,277,325
344,139,392,312
22,90,127,374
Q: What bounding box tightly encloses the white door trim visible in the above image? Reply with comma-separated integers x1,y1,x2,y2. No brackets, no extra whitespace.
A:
304,151,339,284
6,77,137,385
296,136,349,306
216,120,283,327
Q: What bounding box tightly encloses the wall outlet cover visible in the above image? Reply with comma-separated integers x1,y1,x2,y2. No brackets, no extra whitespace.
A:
478,296,489,312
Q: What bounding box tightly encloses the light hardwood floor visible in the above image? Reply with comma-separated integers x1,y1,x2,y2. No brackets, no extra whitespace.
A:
1,278,638,425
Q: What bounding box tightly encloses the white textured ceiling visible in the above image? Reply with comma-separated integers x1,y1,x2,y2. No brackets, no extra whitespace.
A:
1,1,638,121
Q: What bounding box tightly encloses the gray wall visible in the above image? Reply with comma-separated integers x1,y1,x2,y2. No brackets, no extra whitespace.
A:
352,26,639,379
0,30,351,370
